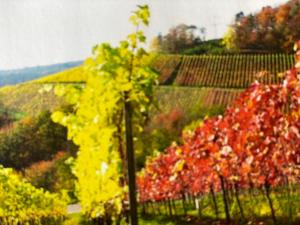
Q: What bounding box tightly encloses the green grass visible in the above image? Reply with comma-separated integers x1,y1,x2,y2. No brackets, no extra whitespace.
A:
140,215,197,225
64,213,197,225
140,187,300,225
64,213,82,225
63,188,300,225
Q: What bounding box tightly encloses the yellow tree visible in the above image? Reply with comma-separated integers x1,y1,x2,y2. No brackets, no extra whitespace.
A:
52,5,157,224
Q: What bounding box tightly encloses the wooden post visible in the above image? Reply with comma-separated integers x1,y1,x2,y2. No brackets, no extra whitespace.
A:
124,92,138,225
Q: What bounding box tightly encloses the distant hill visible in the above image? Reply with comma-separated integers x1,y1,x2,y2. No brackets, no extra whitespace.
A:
35,66,85,83
0,61,83,86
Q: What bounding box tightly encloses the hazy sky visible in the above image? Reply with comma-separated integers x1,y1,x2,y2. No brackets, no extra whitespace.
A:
0,0,288,70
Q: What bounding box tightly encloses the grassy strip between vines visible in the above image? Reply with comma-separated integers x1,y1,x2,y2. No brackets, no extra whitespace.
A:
139,186,300,225
64,186,300,225
64,213,193,225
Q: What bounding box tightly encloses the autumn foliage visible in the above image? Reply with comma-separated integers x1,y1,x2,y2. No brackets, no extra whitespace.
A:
137,43,300,223
224,0,300,53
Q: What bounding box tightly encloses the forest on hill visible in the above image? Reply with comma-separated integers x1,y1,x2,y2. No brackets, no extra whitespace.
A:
223,0,300,53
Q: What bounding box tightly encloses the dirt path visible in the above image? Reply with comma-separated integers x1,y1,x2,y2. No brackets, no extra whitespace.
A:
67,204,81,214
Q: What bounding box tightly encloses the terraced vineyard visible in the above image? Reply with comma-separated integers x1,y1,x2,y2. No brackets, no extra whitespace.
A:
0,84,63,116
0,83,239,117
32,54,294,90
151,55,182,84
36,54,180,85
157,54,294,88
0,53,293,118
154,86,242,114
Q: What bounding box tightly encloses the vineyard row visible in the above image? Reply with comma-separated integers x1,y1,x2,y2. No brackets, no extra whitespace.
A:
152,54,295,88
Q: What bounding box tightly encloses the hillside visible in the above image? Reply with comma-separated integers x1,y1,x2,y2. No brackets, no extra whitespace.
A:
36,54,294,88
35,66,84,83
153,86,241,115
0,83,240,118
0,84,64,117
0,54,293,118
0,61,82,86
154,54,294,88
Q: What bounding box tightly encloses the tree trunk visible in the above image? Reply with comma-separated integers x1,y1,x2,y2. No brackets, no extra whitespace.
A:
167,199,173,217
150,202,156,215
116,111,127,187
210,185,219,219
220,176,231,224
264,183,277,225
163,201,168,215
124,92,138,225
181,192,187,216
195,196,202,217
285,176,293,223
171,199,177,215
226,181,233,206
105,215,112,225
156,202,161,214
141,203,146,216
234,183,245,220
